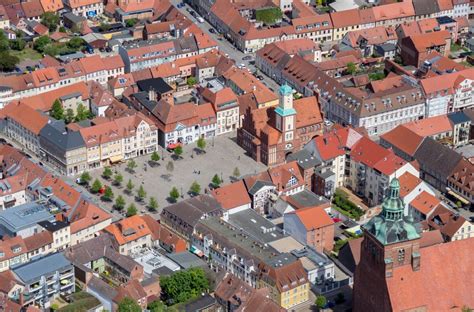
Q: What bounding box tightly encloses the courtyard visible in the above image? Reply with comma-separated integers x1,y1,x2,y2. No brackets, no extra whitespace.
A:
71,134,267,219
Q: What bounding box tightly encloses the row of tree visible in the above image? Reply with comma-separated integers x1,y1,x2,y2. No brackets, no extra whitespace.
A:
50,100,91,123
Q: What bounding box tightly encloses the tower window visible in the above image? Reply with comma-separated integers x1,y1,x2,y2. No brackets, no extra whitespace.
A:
398,249,405,262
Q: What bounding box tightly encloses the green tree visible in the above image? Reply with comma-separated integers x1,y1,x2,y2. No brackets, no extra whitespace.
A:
160,268,209,304
59,26,66,33
91,179,102,194
148,196,158,212
126,203,138,217
0,32,9,52
66,37,85,50
75,103,90,121
197,137,206,151
102,187,114,201
41,12,60,32
148,300,167,312
126,179,135,194
80,171,92,186
166,161,174,173
173,146,183,158
102,167,113,179
346,62,357,75
65,108,75,123
114,173,123,186
43,43,60,57
9,39,26,51
115,195,126,211
99,22,111,32
169,187,180,202
186,76,197,86
137,185,147,201
0,52,19,72
212,174,222,188
127,159,137,172
33,35,52,53
118,297,141,312
150,151,160,164
125,18,138,27
189,181,201,195
50,99,64,120
232,167,240,178
315,295,327,309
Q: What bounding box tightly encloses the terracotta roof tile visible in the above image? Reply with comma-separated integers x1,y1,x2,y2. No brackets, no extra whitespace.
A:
409,191,440,215
290,205,333,231
380,125,424,157
211,180,251,210
104,215,152,245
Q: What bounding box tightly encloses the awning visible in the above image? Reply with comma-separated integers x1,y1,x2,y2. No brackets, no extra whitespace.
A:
447,189,470,205
109,155,122,163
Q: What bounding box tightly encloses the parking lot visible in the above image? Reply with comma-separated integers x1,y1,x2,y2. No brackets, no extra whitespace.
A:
78,134,266,218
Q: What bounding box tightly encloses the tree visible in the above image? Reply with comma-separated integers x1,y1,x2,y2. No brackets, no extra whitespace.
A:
9,39,26,51
126,179,134,194
91,179,102,194
115,195,126,211
173,146,183,158
148,197,158,212
80,171,92,186
169,187,180,202
197,137,206,151
127,159,137,172
137,185,147,201
41,12,60,32
75,103,90,121
346,62,357,75
166,161,174,173
186,76,197,86
148,300,167,312
102,167,113,179
150,151,160,164
189,181,201,196
59,26,66,33
125,18,138,27
212,174,222,188
126,203,138,217
0,32,9,52
33,35,52,53
315,295,327,309
114,173,123,186
50,99,64,120
99,22,111,32
102,187,114,201
232,167,240,178
118,297,141,312
160,268,209,304
65,108,75,123
0,52,19,72
66,37,85,50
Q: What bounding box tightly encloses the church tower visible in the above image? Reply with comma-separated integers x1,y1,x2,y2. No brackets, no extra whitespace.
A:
353,178,421,312
274,84,296,145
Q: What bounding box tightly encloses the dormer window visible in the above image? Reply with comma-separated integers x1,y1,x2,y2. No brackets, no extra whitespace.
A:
287,176,297,187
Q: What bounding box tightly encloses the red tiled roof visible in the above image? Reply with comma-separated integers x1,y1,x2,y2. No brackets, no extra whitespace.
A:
104,215,152,245
290,206,333,231
211,180,251,210
409,191,440,215
380,125,424,157
386,238,474,311
398,172,422,197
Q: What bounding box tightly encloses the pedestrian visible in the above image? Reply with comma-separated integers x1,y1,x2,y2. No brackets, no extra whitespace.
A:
198,170,201,174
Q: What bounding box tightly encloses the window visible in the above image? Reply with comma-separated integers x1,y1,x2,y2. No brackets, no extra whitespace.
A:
398,249,405,262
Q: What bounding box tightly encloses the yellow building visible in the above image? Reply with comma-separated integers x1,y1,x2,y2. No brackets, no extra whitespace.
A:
258,260,309,309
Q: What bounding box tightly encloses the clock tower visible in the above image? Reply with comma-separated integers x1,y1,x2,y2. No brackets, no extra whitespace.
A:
275,84,296,146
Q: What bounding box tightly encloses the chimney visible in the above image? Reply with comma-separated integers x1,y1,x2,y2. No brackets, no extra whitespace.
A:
148,88,156,101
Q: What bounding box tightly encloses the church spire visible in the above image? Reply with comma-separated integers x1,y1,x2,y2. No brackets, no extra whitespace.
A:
363,178,420,245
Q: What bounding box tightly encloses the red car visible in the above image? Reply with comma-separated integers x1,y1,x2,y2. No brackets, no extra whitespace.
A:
98,186,107,194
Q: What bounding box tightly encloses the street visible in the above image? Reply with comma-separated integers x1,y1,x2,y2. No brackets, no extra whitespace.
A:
169,0,280,92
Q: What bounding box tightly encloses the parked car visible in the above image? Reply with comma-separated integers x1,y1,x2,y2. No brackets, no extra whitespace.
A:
242,55,252,61
197,16,204,23
209,28,215,33
177,2,185,8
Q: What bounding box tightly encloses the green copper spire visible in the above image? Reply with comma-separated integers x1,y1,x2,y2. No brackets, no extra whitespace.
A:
363,178,420,245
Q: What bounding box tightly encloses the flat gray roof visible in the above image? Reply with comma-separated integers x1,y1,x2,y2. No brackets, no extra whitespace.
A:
166,251,207,269
0,202,53,234
227,209,285,244
13,253,72,284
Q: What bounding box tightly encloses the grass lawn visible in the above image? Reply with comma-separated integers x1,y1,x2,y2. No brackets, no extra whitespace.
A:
10,48,43,61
